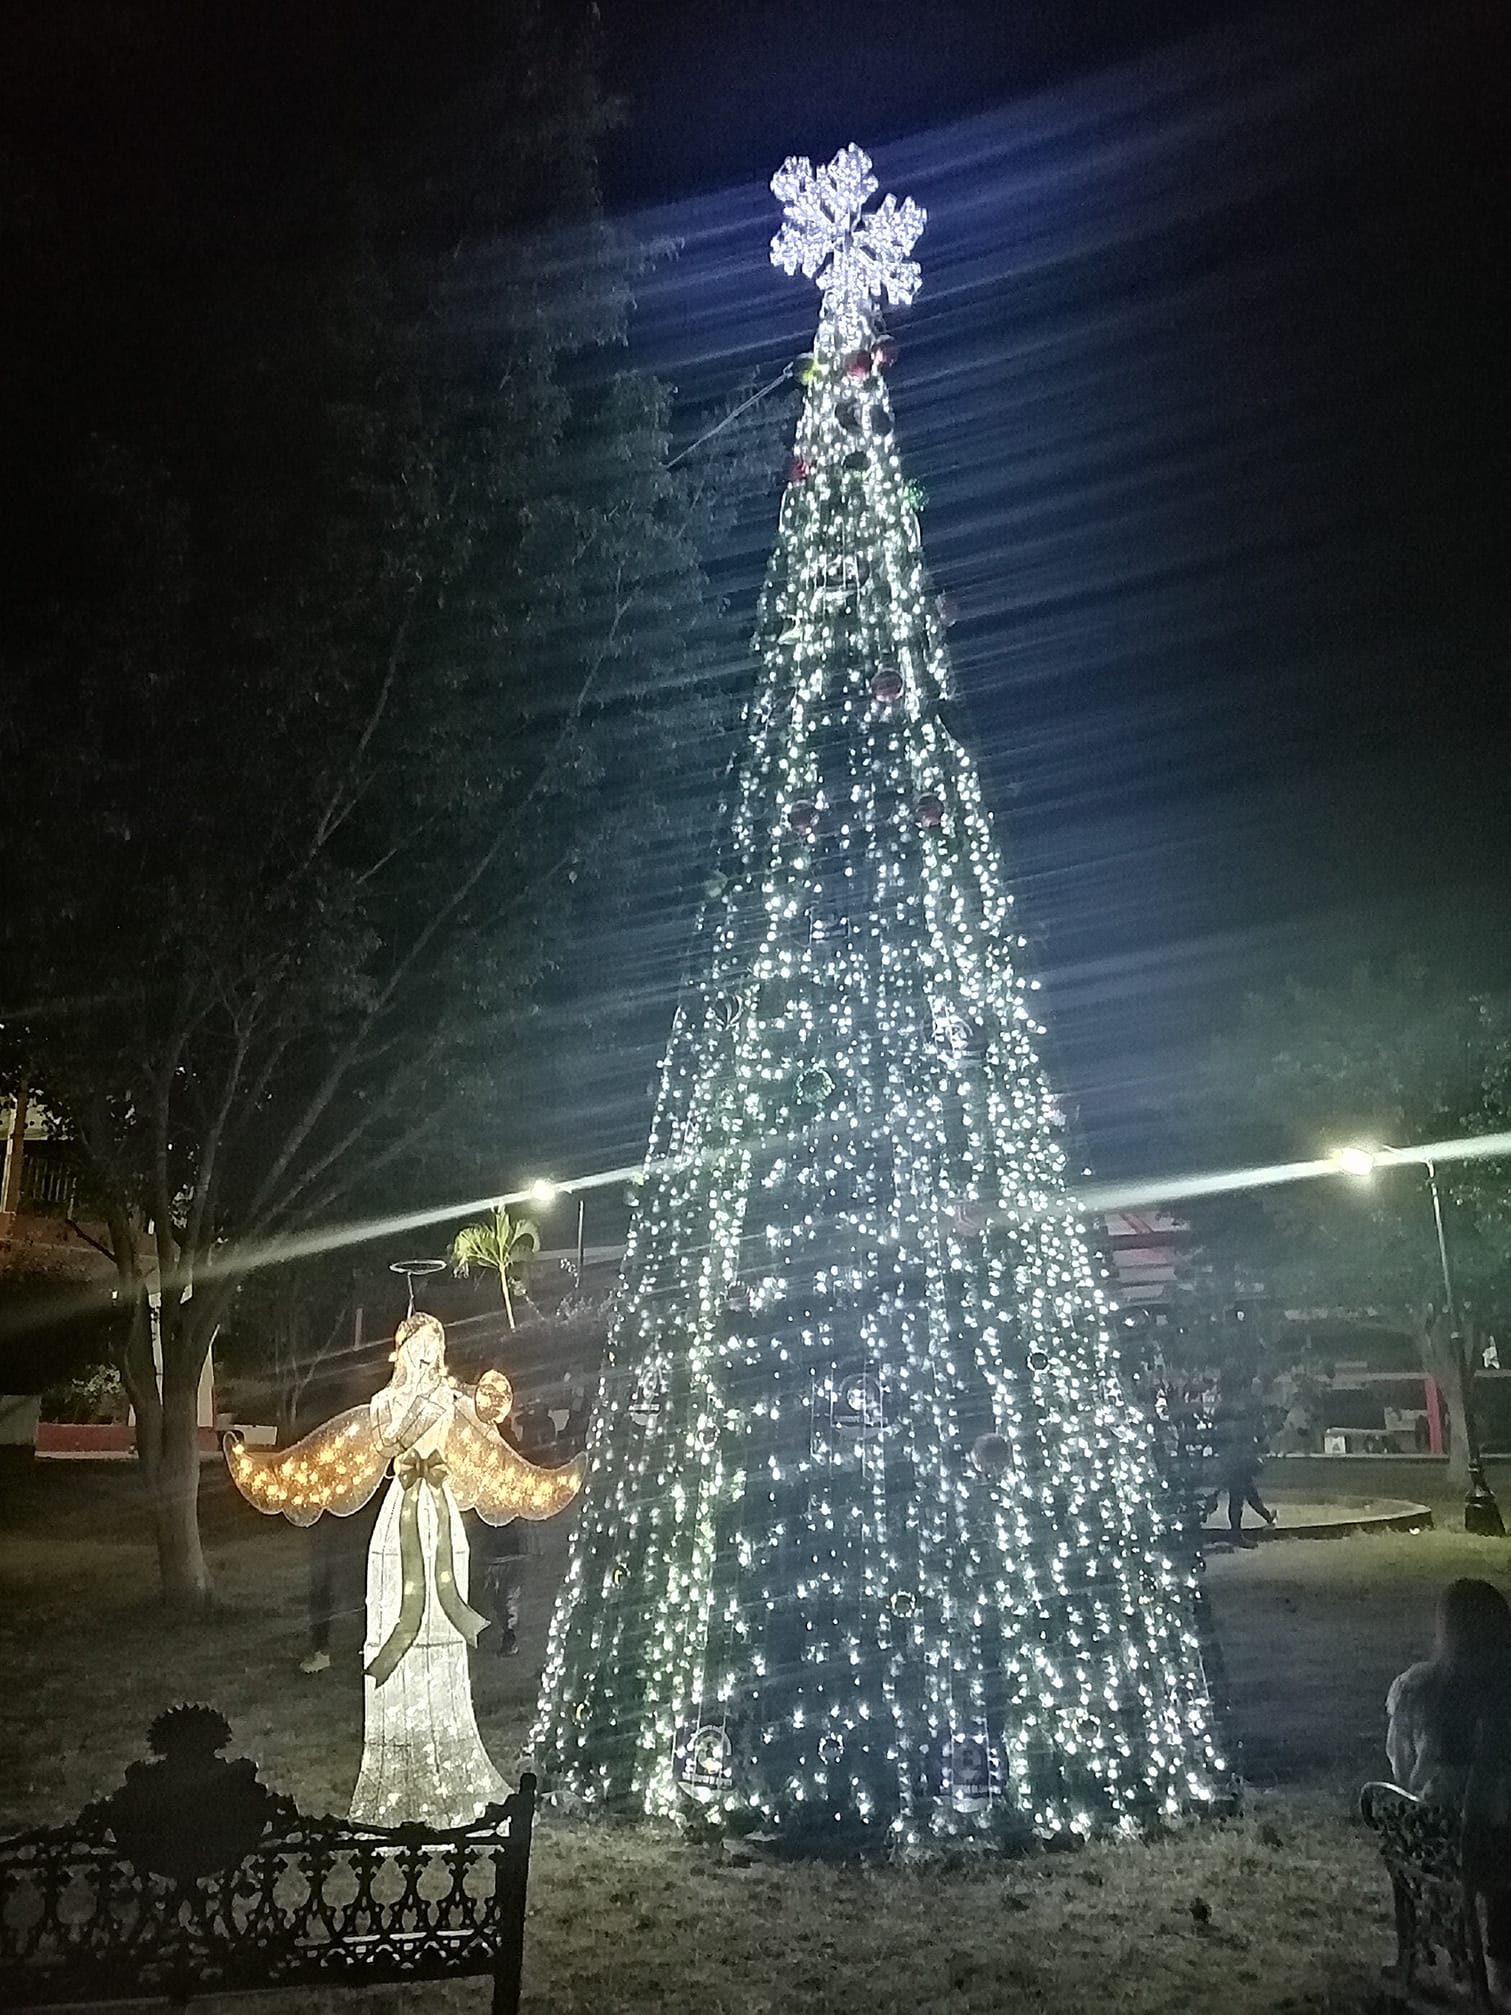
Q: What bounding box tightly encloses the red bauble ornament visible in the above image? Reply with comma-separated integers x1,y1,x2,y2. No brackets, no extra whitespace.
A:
845,349,873,380
787,799,819,836
914,794,945,829
788,455,811,483
873,337,897,371
871,668,904,705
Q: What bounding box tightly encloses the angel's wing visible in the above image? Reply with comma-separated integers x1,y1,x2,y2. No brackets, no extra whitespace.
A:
225,1406,389,1525
445,1397,584,1526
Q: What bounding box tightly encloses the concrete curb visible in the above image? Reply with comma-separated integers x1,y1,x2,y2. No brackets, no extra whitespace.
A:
1202,1498,1433,1546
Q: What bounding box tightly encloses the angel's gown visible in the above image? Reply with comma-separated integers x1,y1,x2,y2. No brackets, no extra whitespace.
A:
348,1392,508,1829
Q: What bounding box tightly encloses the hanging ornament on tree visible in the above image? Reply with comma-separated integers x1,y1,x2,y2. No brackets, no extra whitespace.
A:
889,1589,918,1619
914,793,945,828
832,1366,888,1437
937,592,958,627
797,1064,836,1107
818,1732,845,1763
787,799,820,836
824,553,870,600
871,666,904,704
677,1722,733,1803
788,455,812,482
709,990,745,1030
933,1009,974,1059
805,900,848,945
873,335,897,370
836,399,863,434
843,449,868,473
1026,1348,1051,1374
906,479,928,513
939,1009,987,1064
845,348,873,379
796,353,820,385
947,1735,994,1814
629,1362,667,1428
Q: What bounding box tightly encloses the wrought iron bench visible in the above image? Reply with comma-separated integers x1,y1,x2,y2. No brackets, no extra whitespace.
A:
1359,1779,1493,2012
0,1707,535,2012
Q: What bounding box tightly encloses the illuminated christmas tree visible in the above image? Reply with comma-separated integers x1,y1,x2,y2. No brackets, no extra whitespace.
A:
534,145,1225,1846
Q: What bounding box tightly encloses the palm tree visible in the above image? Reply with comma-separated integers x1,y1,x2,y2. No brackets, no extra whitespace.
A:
450,1206,540,1330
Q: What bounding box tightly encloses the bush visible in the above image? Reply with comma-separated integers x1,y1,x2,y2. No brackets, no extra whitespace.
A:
40,1361,126,1423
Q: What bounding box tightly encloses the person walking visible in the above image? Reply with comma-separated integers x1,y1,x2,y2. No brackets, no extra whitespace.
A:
1207,1378,1276,1547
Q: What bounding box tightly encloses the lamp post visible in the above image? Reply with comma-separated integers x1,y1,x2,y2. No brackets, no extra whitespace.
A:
1336,1145,1504,1536
528,1179,586,1290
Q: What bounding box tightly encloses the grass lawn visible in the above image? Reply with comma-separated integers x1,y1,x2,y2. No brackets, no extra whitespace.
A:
4,1452,1510,2013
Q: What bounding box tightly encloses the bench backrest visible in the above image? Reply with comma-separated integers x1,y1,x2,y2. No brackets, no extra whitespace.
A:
0,1739,535,2010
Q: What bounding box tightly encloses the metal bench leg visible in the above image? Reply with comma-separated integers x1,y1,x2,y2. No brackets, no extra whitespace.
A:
1465,1885,1494,2015
1391,1873,1418,1990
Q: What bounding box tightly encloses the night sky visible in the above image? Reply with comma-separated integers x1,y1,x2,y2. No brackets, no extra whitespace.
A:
9,0,1506,1204
541,0,1507,1185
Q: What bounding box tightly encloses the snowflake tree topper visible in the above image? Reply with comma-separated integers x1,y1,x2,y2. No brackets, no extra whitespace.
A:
770,144,925,336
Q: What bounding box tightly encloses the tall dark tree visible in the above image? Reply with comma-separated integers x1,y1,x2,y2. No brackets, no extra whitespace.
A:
0,1,764,1605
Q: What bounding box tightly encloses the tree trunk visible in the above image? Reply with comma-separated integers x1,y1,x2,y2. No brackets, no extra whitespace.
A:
1442,1370,1473,1495
152,1347,213,1609
82,1148,214,1607
1420,1315,1471,1494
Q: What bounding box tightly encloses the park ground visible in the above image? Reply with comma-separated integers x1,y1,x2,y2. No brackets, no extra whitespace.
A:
4,1456,1510,2014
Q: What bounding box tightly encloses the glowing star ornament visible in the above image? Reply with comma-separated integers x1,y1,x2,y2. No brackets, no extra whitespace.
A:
227,1312,581,1828
770,144,925,339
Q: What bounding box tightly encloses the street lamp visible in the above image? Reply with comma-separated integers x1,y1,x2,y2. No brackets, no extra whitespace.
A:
527,1179,586,1289
1335,1144,1504,1536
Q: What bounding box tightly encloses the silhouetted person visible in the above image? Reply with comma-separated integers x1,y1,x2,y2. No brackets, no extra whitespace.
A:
472,1518,526,1656
294,1345,381,1673
468,1405,540,1657
1388,1578,1511,2002
1205,1380,1275,1547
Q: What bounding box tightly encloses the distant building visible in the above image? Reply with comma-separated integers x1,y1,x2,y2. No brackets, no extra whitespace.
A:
0,1093,216,1455
0,1091,114,1284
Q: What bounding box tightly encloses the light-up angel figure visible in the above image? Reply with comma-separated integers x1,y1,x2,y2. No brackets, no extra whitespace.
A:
226,1311,582,1828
